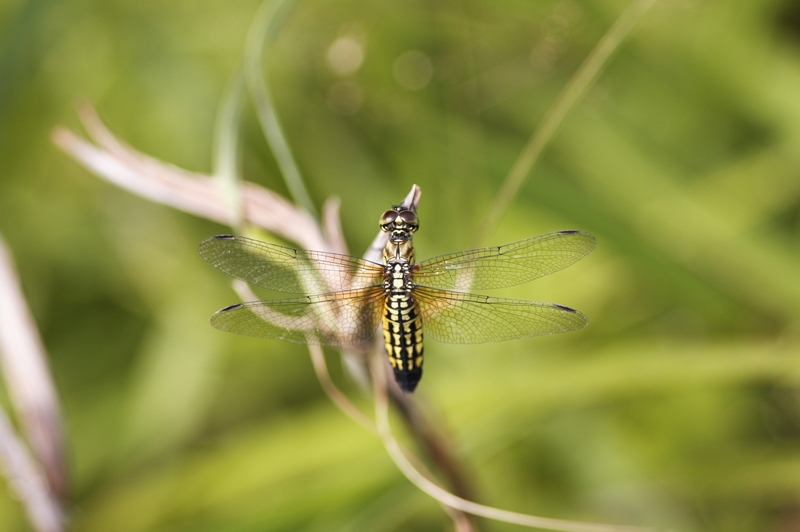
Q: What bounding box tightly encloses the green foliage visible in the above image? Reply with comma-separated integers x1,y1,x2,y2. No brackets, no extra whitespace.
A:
1,0,800,530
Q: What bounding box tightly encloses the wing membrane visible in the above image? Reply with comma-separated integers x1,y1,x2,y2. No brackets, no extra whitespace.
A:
414,287,587,344
413,230,596,291
211,287,385,345
199,235,384,294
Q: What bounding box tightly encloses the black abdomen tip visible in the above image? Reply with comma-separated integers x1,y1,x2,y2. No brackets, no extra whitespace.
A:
394,367,423,393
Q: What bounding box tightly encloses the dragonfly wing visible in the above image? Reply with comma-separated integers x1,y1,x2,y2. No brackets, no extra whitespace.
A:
211,287,385,346
199,235,385,294
413,230,596,290
414,287,587,344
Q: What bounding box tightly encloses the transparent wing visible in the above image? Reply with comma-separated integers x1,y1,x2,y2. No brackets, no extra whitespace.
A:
414,287,587,344
199,235,385,294
210,287,385,346
413,230,596,291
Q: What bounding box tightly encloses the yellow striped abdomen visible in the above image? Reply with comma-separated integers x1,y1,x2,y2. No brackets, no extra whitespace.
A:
382,293,424,392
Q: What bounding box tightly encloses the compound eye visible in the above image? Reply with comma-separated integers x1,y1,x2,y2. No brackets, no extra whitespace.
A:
398,210,419,228
379,210,398,228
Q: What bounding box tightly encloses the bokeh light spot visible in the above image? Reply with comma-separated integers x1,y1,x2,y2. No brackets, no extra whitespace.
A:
393,50,433,90
327,36,365,77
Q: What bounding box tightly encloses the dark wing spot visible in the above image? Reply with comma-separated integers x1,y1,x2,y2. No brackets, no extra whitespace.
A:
558,230,580,235
553,304,577,312
220,303,244,312
214,234,236,240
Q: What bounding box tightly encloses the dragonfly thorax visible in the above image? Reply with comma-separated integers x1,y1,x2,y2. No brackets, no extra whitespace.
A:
383,237,415,265
383,261,414,293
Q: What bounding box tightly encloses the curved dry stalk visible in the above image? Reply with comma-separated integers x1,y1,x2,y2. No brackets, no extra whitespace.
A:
302,333,456,491
0,234,67,502
443,503,476,532
307,344,377,434
234,275,381,433
52,104,330,253
474,0,657,246
322,197,350,256
369,349,657,532
0,234,66,532
307,336,475,531
231,282,377,435
0,407,63,532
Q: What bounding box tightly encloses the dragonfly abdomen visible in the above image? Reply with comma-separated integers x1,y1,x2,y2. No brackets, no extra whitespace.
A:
382,293,424,392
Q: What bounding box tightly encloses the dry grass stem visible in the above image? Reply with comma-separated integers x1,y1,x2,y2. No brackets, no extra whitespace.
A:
322,197,349,256
0,234,66,530
52,104,329,252
0,408,63,532
307,344,377,433
0,234,67,498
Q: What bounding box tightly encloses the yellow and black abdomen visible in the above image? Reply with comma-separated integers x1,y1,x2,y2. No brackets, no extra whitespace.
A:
382,292,424,392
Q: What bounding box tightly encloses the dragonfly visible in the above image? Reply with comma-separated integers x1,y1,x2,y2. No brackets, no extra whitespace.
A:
199,207,596,392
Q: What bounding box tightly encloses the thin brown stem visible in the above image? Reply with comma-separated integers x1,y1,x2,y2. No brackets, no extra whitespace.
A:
307,344,377,434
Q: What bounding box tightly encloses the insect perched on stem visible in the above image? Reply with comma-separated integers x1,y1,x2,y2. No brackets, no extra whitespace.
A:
199,206,595,392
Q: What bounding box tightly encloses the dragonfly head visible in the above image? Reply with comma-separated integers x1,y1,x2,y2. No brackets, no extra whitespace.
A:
380,207,419,242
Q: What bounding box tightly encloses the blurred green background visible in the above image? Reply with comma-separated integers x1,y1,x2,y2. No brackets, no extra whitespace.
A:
2,0,800,530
